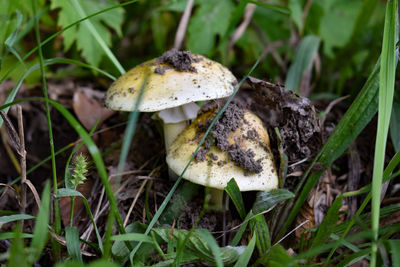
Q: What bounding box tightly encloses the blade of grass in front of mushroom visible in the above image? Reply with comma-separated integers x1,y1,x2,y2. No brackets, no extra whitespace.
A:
129,56,263,261
114,72,150,188
274,56,382,242
371,1,397,264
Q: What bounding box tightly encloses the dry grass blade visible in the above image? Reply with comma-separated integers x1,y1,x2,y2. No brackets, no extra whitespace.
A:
173,0,194,50
0,110,21,156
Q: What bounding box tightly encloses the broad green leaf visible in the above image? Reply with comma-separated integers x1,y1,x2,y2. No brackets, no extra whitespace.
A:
250,214,270,254
388,240,400,267
318,0,363,57
30,181,50,263
51,0,124,67
252,189,295,215
225,178,246,219
65,226,83,262
0,214,35,228
288,0,303,32
257,244,299,267
111,222,151,265
285,35,320,93
153,228,242,265
234,234,256,267
197,229,223,267
187,0,234,55
111,233,153,243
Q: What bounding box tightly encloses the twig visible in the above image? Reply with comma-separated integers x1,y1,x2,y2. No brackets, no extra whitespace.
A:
228,3,256,52
17,106,27,226
173,0,194,50
124,179,147,226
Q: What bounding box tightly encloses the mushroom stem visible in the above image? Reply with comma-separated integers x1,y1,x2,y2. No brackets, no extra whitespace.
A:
207,188,225,211
163,122,187,151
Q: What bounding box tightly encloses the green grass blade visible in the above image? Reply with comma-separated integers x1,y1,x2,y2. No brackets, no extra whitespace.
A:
225,178,246,220
8,225,28,267
0,232,33,240
250,214,271,254
310,196,343,257
388,240,400,267
285,35,321,93
0,214,35,228
390,100,400,152
371,1,397,265
65,226,83,262
197,229,223,267
32,0,61,255
110,233,153,243
30,180,50,263
57,188,103,253
230,212,252,246
234,234,256,267
70,0,125,75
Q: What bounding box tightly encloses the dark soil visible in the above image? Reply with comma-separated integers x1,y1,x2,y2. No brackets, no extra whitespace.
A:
194,103,263,174
154,49,202,74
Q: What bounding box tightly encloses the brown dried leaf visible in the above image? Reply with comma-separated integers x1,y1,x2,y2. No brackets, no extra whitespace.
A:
73,88,115,130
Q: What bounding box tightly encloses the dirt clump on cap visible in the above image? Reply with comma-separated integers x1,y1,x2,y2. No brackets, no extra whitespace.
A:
154,49,202,74
194,103,263,174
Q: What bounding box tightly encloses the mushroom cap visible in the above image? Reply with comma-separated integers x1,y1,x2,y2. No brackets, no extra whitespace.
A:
166,109,279,191
105,54,237,112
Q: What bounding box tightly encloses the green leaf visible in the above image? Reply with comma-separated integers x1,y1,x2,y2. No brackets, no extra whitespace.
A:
234,234,256,267
225,178,246,219
311,196,343,252
371,0,398,264
153,228,242,265
29,180,50,263
187,0,234,55
51,0,124,67
250,214,271,254
65,226,83,262
285,35,320,92
390,100,400,152
197,229,223,267
318,0,363,57
111,233,153,243
288,0,303,32
388,240,400,267
252,189,295,215
8,225,28,267
56,188,103,253
257,244,299,267
0,214,35,228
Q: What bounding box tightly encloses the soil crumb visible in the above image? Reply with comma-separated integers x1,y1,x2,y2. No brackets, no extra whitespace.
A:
155,49,201,74
228,144,262,173
195,103,263,174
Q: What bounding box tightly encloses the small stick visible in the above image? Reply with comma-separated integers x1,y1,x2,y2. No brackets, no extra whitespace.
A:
173,0,194,50
17,106,27,223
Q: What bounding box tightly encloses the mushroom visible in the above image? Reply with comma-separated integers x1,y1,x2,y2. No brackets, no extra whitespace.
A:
105,49,237,151
166,103,279,210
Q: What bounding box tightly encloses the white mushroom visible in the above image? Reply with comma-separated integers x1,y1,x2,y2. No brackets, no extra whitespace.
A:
105,50,237,150
166,106,279,209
